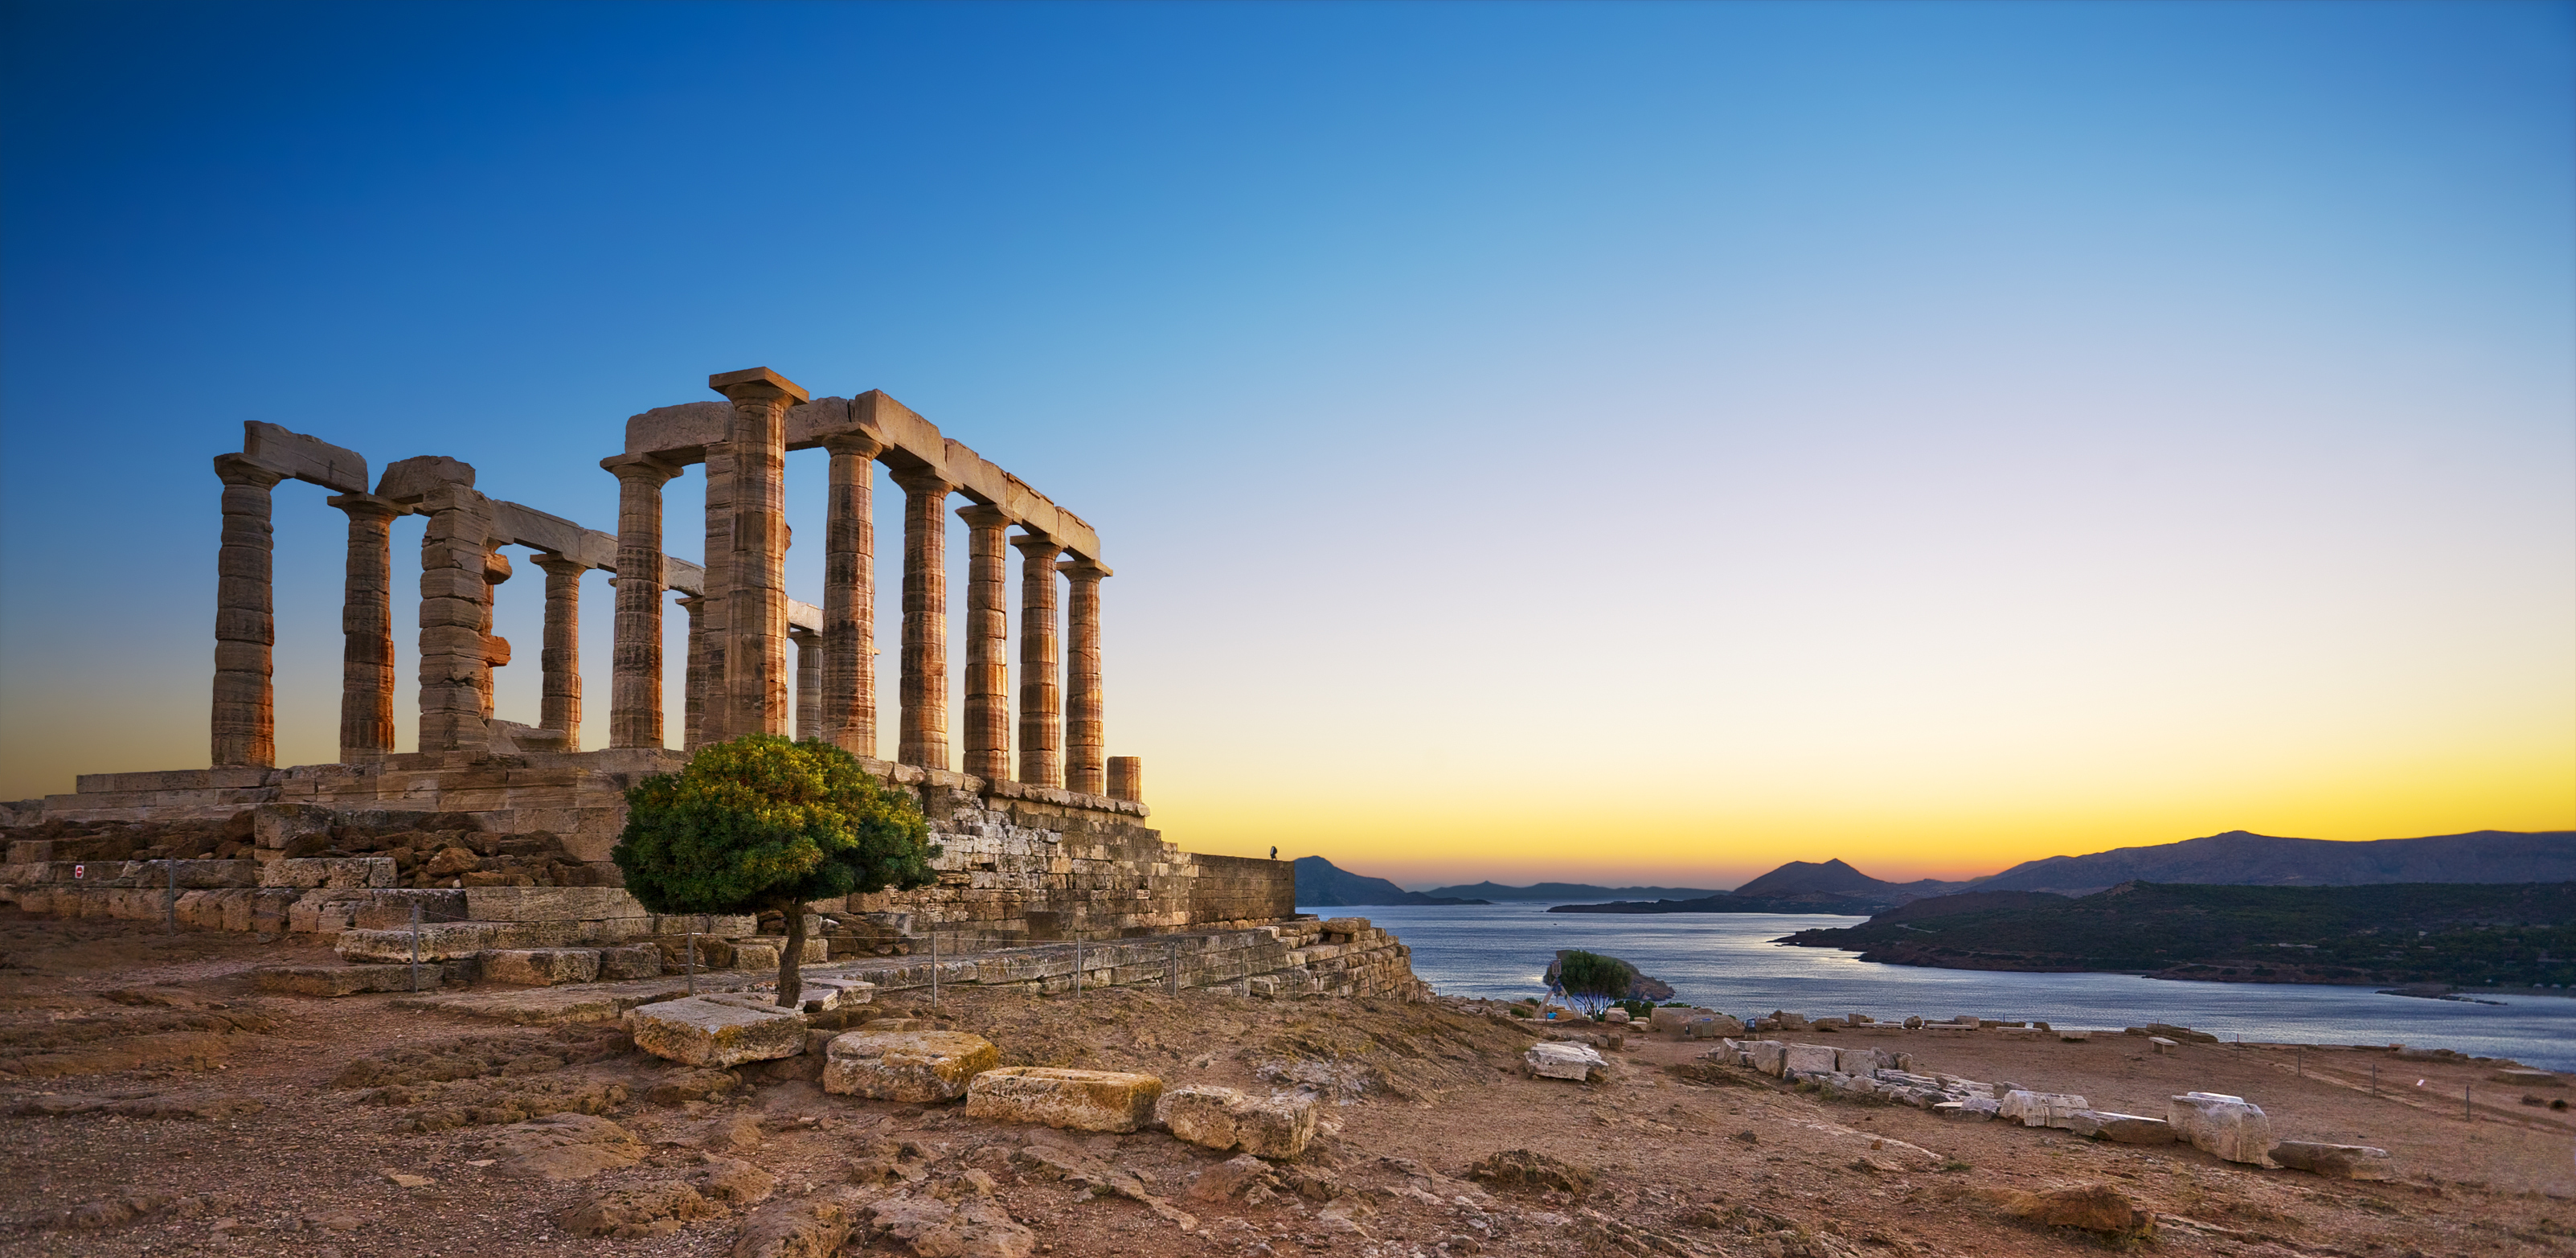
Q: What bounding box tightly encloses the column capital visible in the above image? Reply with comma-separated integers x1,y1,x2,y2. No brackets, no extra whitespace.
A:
325,493,403,521
600,453,682,486
1010,531,1063,558
708,366,810,406
788,624,821,641
675,592,705,608
956,503,1013,530
1055,557,1111,580
890,466,953,497
531,552,588,577
212,453,288,490
821,431,887,460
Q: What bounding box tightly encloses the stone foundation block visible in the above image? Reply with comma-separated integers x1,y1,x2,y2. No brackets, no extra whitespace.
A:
1525,1042,1607,1083
252,802,336,850
465,886,648,921
731,943,780,972
2270,1141,2393,1180
2065,1111,2175,1144
1747,1041,1788,1076
1682,1014,1744,1040
482,949,603,986
1834,1047,1890,1076
253,963,427,996
1998,1090,2091,1129
797,977,874,1014
1784,1043,1837,1076
964,1067,1163,1133
629,997,807,1067
259,857,395,890
821,1030,999,1102
334,920,578,961
351,889,471,929
1155,1084,1317,1158
599,945,663,980
2168,1092,2275,1165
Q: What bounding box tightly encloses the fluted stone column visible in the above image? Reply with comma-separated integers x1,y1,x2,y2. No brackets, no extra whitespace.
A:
1107,756,1143,803
709,367,805,741
678,593,707,752
211,455,287,768
328,494,401,764
698,445,734,745
1062,559,1108,794
959,505,1012,781
821,433,883,757
791,626,821,741
535,554,585,742
1013,534,1064,787
602,455,678,749
892,469,953,768
418,483,500,753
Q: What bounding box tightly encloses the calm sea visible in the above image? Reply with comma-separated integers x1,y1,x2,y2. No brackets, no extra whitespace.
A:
1312,901,2576,1072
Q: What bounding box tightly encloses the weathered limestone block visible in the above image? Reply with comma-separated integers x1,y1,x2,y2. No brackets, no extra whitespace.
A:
1155,1084,1318,1158
1998,1090,2091,1129
794,977,874,1014
1748,1040,1790,1077
1934,1097,2001,1121
1784,1043,1838,1076
731,942,780,973
2064,1111,2174,1144
287,889,377,934
465,886,647,921
1834,1047,1890,1076
599,945,662,980
253,964,425,996
1525,1042,1609,1083
2270,1141,2394,1180
2492,1067,2564,1087
1683,1014,1745,1040
821,1029,998,1102
260,857,395,890
335,920,578,961
2148,1035,2179,1055
628,996,806,1067
1645,1006,1702,1035
2168,1092,2275,1165
964,1067,1164,1133
482,949,603,986
351,889,470,929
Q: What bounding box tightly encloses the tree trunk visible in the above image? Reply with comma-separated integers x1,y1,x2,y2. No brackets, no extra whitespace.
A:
776,905,805,1009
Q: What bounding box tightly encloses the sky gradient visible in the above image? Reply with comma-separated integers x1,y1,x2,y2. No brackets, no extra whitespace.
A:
2,2,2569,888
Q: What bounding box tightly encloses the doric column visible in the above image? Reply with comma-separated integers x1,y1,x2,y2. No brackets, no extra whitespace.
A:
1013,534,1064,787
959,505,1013,782
534,554,585,743
211,455,287,768
677,593,706,752
328,493,401,764
892,468,954,768
1108,756,1143,803
602,454,678,749
791,625,821,741
709,367,805,741
1061,559,1109,794
698,445,734,744
821,433,884,757
417,483,500,753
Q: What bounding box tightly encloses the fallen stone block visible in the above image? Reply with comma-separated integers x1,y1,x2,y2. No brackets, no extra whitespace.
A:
1748,1040,1788,1076
796,977,874,1014
628,997,806,1067
1987,1183,2149,1235
2064,1110,2174,1144
2149,1035,2178,1055
481,949,602,986
2269,1141,2394,1181
1681,1014,1744,1040
1834,1047,1890,1076
1997,1090,2091,1128
252,963,427,997
821,1030,999,1103
1646,1006,1707,1035
1934,1097,1999,1121
1784,1043,1837,1076
598,945,662,980
1525,1042,1608,1083
2168,1092,2275,1165
2492,1067,2564,1088
733,1186,866,1258
964,1067,1163,1133
2058,1029,2092,1043
1156,1084,1319,1158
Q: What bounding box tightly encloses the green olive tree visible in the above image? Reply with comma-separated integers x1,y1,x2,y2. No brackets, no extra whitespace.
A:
612,735,939,1008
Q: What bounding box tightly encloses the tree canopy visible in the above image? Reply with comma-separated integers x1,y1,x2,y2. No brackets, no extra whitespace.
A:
1553,949,1636,1017
612,735,940,1006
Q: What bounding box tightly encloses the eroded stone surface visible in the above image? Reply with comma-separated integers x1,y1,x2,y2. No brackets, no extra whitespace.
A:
1154,1084,1318,1158
964,1067,1161,1133
629,996,805,1067
482,949,602,986
1525,1042,1607,1083
2065,1110,2174,1144
821,1030,998,1103
2271,1141,2394,1180
2168,1092,2275,1165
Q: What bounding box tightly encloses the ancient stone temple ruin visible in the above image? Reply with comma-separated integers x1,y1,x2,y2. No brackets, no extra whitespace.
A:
1,367,1418,1000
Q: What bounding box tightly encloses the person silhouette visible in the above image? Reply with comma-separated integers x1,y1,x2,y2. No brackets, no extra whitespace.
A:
1270,846,1279,860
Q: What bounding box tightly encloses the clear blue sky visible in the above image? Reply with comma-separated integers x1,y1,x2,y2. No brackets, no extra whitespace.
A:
3,2,2569,885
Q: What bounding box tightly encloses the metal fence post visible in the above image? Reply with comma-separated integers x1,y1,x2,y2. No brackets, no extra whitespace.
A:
1166,939,1179,996
165,859,177,934
931,927,940,1008
409,902,422,993
2464,1084,2472,1121
1075,936,1083,998
686,930,698,995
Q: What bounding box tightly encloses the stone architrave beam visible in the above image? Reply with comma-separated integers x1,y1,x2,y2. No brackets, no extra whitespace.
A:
241,421,370,494
619,391,1105,564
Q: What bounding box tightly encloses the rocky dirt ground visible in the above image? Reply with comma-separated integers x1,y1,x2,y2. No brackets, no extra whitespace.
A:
1,910,2571,1258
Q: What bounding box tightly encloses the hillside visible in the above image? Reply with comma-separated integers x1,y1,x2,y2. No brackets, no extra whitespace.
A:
1777,880,2576,989
1973,830,2576,896
1293,856,1490,907
1730,858,1975,903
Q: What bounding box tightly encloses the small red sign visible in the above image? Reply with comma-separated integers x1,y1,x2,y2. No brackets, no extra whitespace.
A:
72,863,85,879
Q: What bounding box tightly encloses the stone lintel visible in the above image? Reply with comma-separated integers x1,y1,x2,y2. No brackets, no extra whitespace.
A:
243,420,370,494
374,454,477,503
787,599,821,633
707,366,810,404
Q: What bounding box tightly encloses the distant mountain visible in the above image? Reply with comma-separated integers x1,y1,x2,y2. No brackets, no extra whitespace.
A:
1971,830,2576,897
1294,857,1490,907
1730,858,1975,903
1419,881,1728,902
